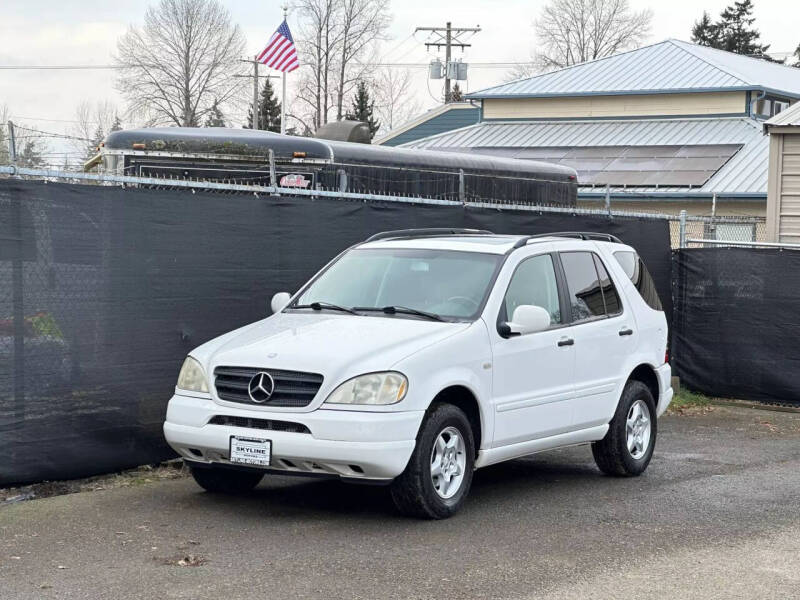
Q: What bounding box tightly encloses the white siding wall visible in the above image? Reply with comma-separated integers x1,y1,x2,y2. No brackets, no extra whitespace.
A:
768,133,800,243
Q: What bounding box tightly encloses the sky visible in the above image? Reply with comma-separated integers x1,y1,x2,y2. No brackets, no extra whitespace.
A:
1,0,799,164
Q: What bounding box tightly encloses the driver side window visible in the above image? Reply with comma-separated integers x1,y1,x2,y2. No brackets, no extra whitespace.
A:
503,254,561,325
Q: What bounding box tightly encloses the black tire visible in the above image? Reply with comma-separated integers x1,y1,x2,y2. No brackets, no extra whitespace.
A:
592,380,657,477
390,403,475,519
189,464,264,494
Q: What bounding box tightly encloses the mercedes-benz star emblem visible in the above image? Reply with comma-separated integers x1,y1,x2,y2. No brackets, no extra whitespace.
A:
248,371,275,403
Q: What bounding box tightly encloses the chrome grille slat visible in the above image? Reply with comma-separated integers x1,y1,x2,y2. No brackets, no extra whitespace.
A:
213,366,323,407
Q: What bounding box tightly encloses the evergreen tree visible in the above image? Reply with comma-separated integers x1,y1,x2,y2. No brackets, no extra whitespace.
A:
345,80,380,140
17,139,45,168
244,78,282,132
204,99,226,127
86,125,105,160
793,43,800,68
110,114,123,132
448,83,464,103
691,12,719,47
691,1,770,57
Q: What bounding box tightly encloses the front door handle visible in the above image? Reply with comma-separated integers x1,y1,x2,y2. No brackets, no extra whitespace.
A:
557,337,574,347
619,328,634,336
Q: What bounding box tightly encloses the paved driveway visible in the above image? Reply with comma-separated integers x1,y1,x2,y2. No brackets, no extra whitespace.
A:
2,405,800,599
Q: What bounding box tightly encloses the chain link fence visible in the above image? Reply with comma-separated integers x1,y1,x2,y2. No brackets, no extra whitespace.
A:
673,213,768,248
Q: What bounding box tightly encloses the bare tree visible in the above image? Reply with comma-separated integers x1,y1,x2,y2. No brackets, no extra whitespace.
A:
293,0,390,131
115,0,246,127
294,0,340,131
373,67,422,133
534,0,652,71
504,60,538,82
334,0,391,121
70,100,119,158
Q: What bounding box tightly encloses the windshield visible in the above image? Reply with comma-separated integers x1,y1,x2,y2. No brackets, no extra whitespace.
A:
292,248,502,320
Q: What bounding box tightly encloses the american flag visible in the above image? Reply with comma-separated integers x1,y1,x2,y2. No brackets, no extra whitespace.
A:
257,20,300,72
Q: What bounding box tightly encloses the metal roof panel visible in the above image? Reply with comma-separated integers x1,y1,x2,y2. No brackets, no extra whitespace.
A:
404,117,767,196
469,39,800,99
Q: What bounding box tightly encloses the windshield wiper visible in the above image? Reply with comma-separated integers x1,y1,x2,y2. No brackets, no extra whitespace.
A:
290,301,359,315
353,305,445,322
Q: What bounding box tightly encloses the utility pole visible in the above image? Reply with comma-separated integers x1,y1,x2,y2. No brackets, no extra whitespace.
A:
415,22,480,102
253,57,259,130
236,61,279,130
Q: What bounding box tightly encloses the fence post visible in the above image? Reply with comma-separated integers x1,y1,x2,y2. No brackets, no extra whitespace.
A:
604,184,611,216
338,168,347,193
458,169,465,204
268,148,277,188
679,209,687,248
8,120,17,165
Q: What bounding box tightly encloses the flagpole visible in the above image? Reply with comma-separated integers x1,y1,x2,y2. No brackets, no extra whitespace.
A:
280,3,288,135
281,71,287,135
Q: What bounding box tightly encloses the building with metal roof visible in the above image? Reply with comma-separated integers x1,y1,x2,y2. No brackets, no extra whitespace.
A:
373,102,479,147
402,39,800,223
468,39,800,100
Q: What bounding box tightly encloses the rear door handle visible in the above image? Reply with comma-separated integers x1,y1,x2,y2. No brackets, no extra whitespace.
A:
557,338,574,347
619,328,634,336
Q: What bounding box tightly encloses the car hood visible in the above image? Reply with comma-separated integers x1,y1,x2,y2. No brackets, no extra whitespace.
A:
191,312,469,403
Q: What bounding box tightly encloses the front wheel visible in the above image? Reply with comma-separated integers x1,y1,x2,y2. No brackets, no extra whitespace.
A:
390,403,475,519
592,380,657,476
189,464,264,493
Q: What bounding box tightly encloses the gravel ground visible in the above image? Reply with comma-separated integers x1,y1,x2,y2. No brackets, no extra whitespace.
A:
1,404,799,600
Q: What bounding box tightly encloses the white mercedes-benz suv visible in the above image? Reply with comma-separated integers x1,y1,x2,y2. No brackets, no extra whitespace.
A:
164,229,672,519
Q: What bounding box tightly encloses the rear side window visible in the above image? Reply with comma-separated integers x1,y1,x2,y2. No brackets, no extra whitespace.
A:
592,255,622,316
560,252,606,322
560,251,623,322
613,251,663,311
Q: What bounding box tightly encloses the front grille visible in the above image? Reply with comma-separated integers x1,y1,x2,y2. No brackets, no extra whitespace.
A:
214,366,323,408
208,415,311,434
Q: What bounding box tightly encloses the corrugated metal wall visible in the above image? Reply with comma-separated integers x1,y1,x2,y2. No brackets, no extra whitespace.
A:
778,136,800,242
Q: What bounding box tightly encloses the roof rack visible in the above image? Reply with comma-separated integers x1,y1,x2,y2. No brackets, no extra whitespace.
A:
365,228,495,243
512,231,623,249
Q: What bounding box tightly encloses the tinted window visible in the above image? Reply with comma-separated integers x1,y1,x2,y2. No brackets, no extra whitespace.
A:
560,252,605,321
503,254,561,325
592,255,622,316
613,251,663,311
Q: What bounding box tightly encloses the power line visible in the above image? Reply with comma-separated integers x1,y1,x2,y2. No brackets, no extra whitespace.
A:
12,124,93,142
0,60,534,70
0,64,118,70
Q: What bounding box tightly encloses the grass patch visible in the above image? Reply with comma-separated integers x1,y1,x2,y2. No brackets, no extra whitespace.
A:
668,389,713,414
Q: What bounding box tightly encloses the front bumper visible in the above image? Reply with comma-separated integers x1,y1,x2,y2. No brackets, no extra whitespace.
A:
655,362,673,416
163,394,423,481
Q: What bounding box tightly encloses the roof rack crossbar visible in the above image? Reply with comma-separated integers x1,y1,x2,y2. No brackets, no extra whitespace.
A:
365,228,495,243
512,231,623,249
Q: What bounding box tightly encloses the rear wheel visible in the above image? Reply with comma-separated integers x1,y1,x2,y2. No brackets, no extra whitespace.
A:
390,403,475,519
189,464,264,493
592,380,657,476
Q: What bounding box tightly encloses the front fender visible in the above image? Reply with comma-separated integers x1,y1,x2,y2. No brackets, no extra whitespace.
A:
391,322,493,449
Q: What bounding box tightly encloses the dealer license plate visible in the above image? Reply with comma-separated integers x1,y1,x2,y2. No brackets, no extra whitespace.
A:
229,436,271,466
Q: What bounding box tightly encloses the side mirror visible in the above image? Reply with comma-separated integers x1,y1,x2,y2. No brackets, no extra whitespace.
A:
505,305,551,336
270,292,291,314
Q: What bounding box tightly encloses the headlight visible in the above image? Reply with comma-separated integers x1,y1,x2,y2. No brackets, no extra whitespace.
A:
325,372,408,405
176,357,209,393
